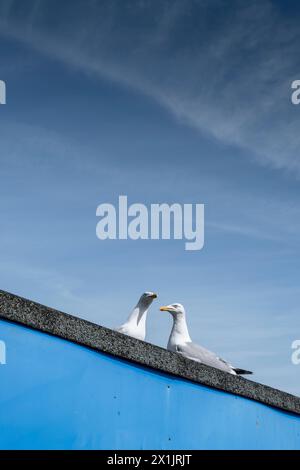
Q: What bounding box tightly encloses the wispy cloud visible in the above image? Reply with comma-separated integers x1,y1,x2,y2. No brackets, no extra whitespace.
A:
0,0,300,174
2,118,300,248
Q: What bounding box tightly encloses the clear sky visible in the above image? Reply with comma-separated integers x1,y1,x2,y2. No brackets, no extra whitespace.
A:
0,0,300,394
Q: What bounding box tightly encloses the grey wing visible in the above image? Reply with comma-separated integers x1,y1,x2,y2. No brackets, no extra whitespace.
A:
176,342,235,374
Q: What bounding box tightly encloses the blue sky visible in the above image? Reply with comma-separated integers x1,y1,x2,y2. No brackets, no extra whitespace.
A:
0,0,300,394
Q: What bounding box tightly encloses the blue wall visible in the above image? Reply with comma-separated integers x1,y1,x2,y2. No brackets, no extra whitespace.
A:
0,319,299,450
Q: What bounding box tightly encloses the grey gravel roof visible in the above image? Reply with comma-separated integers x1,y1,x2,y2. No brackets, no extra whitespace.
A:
0,289,299,415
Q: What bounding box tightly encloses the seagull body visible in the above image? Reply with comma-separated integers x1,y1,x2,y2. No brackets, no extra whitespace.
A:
116,292,157,341
160,303,252,376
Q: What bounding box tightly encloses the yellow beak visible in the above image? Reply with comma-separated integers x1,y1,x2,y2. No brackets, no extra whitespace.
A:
160,306,170,312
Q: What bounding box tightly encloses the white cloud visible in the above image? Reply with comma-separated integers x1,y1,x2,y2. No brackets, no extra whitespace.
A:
1,0,300,175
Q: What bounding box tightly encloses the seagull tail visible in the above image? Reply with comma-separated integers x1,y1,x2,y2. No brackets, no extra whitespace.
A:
233,368,253,375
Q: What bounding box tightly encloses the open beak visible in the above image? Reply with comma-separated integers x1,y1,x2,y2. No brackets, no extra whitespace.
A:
160,305,171,312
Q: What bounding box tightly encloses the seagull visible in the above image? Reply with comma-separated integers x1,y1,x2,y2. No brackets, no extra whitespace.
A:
160,303,252,376
115,292,157,341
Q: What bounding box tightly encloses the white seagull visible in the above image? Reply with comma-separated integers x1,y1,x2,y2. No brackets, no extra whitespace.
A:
116,292,157,341
160,303,252,376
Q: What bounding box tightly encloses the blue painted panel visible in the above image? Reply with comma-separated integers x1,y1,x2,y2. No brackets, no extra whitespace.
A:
0,319,299,450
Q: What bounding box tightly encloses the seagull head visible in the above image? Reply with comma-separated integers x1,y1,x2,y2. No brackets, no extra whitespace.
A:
160,303,185,318
138,292,157,307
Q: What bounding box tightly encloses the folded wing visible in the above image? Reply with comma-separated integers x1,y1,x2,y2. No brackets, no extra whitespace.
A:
176,342,248,375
